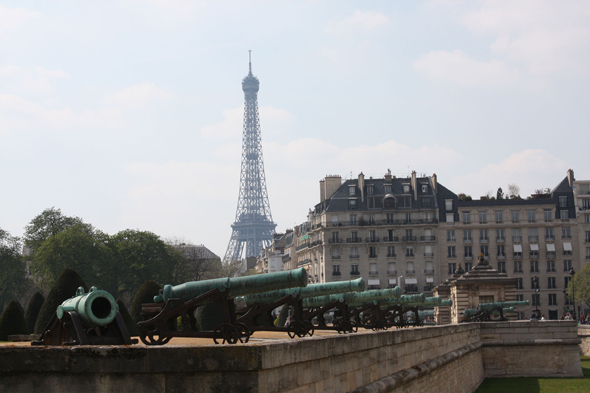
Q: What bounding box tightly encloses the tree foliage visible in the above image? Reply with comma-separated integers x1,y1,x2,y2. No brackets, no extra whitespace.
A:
24,292,45,334
24,207,90,253
508,183,521,199
457,193,472,201
34,269,88,334
131,281,161,324
569,263,590,309
0,300,29,340
0,228,30,311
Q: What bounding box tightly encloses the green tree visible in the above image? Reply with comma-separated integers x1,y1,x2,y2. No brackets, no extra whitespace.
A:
457,193,472,201
24,292,45,334
131,281,161,324
0,300,29,340
166,240,223,283
34,269,88,334
569,263,590,310
24,207,91,253
0,229,30,311
30,223,101,291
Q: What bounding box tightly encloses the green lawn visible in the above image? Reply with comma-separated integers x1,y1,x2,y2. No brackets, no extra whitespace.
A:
475,357,590,393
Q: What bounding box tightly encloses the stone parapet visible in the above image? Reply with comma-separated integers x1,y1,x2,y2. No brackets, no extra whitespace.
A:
579,325,590,356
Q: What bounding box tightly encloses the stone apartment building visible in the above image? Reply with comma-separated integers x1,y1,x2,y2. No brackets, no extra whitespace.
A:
281,168,589,320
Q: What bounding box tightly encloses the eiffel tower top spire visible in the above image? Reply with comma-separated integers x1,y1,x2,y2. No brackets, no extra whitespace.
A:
224,53,276,266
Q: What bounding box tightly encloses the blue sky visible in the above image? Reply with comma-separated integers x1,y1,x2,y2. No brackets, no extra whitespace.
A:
1,1,589,258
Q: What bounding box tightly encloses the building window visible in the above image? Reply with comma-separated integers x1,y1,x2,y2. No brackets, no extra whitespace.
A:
544,209,552,221
349,186,356,196
561,210,569,220
495,211,503,223
369,230,377,242
369,263,377,275
333,265,341,275
481,245,489,257
421,197,431,207
465,262,472,272
511,211,519,222
388,262,396,274
445,199,453,211
384,185,392,193
559,196,567,207
585,231,590,243
387,229,395,241
405,229,413,240
351,264,359,275
448,263,456,275
350,247,359,258
548,294,557,306
496,229,505,241
350,214,357,225
532,294,541,306
448,246,456,258
565,276,571,287
447,230,456,241
547,277,556,289
369,214,376,224
350,231,359,242
586,247,590,260
530,260,539,273
406,262,415,274
403,184,410,193
516,294,524,301
480,229,489,241
564,260,572,271
387,246,396,257
497,245,505,257
348,199,357,209
464,230,472,242
529,227,538,241
369,246,377,258
528,210,536,223
367,185,374,195
479,211,487,223
464,246,473,258
332,231,340,242
546,227,554,240
332,248,340,259
421,184,428,193
516,278,523,290
547,260,555,272
386,213,394,224
585,214,590,224
512,228,522,242
514,261,523,273
406,246,414,257
498,261,506,273
446,213,454,223
367,197,382,209
462,212,471,223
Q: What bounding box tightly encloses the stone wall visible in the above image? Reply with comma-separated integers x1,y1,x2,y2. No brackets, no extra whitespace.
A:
0,322,582,393
579,325,590,356
480,320,582,378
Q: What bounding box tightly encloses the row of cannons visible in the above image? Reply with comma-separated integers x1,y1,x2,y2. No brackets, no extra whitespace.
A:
31,268,528,346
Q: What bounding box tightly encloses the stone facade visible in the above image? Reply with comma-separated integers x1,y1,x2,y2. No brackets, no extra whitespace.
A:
579,325,590,356
0,321,581,393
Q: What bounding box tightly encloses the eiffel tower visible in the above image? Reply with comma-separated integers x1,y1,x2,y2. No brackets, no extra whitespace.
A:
223,52,276,265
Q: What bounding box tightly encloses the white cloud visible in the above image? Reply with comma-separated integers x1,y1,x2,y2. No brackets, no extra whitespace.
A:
413,49,521,88
122,0,207,27
324,10,389,35
0,5,40,31
201,106,295,141
450,149,568,198
101,83,172,109
0,64,70,92
0,93,125,134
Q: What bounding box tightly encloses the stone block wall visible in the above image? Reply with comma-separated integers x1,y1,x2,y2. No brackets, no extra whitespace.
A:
480,320,582,378
579,325,590,356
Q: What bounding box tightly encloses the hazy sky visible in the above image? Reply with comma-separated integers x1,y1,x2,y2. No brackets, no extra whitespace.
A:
1,1,589,258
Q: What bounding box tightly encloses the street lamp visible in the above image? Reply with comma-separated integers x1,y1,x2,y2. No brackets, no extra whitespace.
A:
569,268,576,319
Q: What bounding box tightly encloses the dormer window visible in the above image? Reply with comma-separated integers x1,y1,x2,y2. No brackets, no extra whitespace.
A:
384,185,392,193
421,184,428,193
349,186,356,196
367,185,374,195
403,184,410,194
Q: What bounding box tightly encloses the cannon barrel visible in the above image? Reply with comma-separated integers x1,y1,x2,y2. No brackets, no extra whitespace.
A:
440,299,453,307
503,307,515,314
154,268,308,303
464,306,516,319
477,300,529,311
56,286,118,328
303,287,401,309
419,310,435,317
399,296,442,307
243,278,365,306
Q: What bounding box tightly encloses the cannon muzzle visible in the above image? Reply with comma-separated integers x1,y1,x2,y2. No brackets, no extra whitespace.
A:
154,267,308,303
243,278,365,306
56,286,118,328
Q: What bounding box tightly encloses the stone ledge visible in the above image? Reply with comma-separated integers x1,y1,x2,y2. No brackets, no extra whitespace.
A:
349,342,483,393
482,338,582,346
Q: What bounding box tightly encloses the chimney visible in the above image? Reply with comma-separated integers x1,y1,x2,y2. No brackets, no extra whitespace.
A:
411,171,417,200
567,169,575,187
319,179,326,202
384,169,392,181
431,173,438,193
358,172,365,202
323,175,342,201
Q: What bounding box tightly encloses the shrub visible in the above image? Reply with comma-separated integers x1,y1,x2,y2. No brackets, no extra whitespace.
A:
34,269,87,334
0,300,29,340
116,300,139,336
131,281,161,324
25,292,45,334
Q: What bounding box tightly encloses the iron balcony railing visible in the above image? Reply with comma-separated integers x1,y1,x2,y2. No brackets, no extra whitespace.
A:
420,236,436,241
